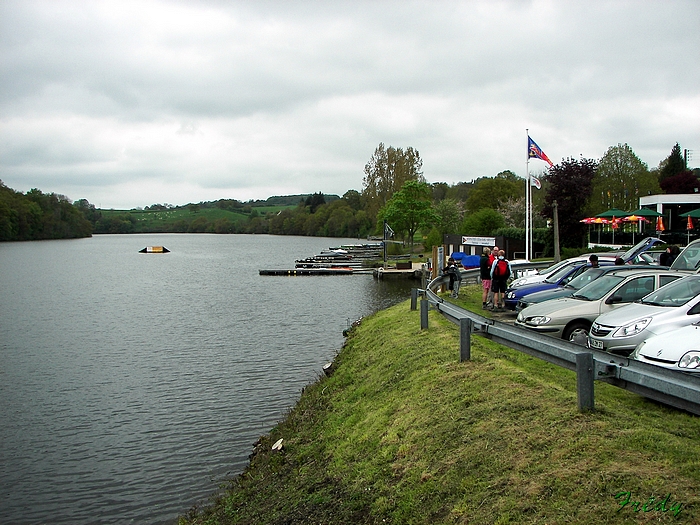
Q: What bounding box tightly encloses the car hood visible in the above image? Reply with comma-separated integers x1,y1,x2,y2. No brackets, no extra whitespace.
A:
619,237,664,263
637,324,700,360
521,287,572,304
519,297,598,320
592,301,670,327
507,281,557,295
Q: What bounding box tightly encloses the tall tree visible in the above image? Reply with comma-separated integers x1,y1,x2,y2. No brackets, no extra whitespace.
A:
465,171,523,214
658,143,686,183
541,157,597,248
590,144,659,214
378,180,434,249
431,198,463,237
362,143,424,223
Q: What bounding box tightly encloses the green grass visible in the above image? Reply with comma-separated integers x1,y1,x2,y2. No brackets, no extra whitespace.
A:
180,287,700,525
101,207,247,225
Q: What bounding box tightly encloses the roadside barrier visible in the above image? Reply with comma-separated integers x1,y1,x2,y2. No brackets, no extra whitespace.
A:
412,267,700,415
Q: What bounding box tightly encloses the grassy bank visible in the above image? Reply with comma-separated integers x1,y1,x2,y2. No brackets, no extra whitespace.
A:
180,289,699,524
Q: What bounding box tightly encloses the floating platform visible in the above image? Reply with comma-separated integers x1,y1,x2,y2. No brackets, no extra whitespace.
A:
139,246,170,253
259,268,354,276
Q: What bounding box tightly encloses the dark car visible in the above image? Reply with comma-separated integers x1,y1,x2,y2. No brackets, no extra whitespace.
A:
515,265,657,311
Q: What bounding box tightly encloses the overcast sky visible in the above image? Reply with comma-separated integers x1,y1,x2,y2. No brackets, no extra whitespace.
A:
1,0,698,209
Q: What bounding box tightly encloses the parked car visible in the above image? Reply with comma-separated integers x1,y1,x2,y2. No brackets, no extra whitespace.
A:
588,275,700,356
515,265,655,311
515,269,682,342
504,237,663,311
669,238,700,272
630,322,700,373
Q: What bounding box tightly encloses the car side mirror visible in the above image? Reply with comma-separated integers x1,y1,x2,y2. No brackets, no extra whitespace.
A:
606,295,622,305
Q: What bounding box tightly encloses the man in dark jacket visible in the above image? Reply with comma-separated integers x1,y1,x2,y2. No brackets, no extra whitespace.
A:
480,247,492,309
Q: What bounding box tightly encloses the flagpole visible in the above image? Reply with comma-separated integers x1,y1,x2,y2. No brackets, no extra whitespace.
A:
525,129,530,261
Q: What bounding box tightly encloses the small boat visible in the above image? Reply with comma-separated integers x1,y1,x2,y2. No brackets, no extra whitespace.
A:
139,246,170,253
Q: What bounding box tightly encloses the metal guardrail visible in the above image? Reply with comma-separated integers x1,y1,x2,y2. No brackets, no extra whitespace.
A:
414,271,700,415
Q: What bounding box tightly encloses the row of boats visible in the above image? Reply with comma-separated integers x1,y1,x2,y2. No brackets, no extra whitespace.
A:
260,243,383,275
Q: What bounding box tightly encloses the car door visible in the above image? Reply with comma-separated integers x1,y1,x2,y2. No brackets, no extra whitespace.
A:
599,275,657,316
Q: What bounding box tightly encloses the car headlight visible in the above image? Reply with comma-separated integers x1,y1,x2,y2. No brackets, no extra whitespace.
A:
506,291,516,299
528,316,551,326
679,351,700,369
612,317,652,338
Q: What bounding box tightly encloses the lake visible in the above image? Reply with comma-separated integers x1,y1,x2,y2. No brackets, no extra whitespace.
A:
0,234,415,524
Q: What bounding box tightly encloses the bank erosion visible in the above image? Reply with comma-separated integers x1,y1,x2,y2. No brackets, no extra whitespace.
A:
180,292,700,524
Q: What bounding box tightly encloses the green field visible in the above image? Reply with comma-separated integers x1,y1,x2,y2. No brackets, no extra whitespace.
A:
179,284,699,524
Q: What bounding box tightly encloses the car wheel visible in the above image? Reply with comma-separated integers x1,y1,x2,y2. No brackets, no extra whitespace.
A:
563,322,590,345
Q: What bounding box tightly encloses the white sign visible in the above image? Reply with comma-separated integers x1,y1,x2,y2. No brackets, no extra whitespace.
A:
461,236,496,246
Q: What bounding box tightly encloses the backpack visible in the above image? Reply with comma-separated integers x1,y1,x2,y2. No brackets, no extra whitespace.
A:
493,258,510,279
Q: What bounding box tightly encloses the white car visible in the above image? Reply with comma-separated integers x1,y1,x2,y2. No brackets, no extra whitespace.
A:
588,275,700,356
631,322,700,373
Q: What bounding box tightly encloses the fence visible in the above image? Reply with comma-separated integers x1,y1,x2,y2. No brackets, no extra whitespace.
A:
413,267,700,415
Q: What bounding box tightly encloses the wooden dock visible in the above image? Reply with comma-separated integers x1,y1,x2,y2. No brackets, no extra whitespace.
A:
259,268,354,276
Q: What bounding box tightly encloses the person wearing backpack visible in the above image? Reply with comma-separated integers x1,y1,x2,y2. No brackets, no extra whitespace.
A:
489,250,512,311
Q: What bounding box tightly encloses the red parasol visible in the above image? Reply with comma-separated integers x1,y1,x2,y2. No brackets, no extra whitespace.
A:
656,216,665,232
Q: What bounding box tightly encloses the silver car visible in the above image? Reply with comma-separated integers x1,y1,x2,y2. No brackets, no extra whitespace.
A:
630,322,700,373
515,269,681,342
588,275,700,356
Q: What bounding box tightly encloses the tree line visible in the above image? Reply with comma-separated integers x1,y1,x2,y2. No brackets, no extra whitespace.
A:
0,181,93,241
1,142,697,249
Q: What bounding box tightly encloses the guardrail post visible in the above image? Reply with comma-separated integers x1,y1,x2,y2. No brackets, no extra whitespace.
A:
460,318,472,362
420,298,429,330
411,288,418,310
576,352,595,412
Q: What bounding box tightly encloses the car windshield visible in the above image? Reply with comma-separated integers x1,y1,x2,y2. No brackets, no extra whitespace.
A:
670,242,700,271
544,263,579,284
572,275,626,301
640,276,700,307
565,268,606,290
538,259,571,276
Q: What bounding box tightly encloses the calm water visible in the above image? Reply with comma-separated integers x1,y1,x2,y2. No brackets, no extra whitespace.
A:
0,234,413,525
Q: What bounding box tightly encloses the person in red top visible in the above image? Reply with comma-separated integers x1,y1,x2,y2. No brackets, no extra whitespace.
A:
486,245,499,307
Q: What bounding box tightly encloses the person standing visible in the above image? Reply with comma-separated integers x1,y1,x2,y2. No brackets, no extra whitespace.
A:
486,245,499,308
480,247,492,309
589,254,599,268
443,257,462,298
490,250,512,311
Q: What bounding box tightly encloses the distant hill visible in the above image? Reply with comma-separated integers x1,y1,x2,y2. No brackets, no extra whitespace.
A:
252,194,341,207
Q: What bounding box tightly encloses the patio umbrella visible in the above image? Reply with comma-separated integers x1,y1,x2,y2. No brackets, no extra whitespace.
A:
595,208,628,219
611,216,620,244
679,208,700,219
581,217,610,243
621,215,648,243
627,208,662,218
655,216,665,232
620,215,648,223
687,215,694,244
